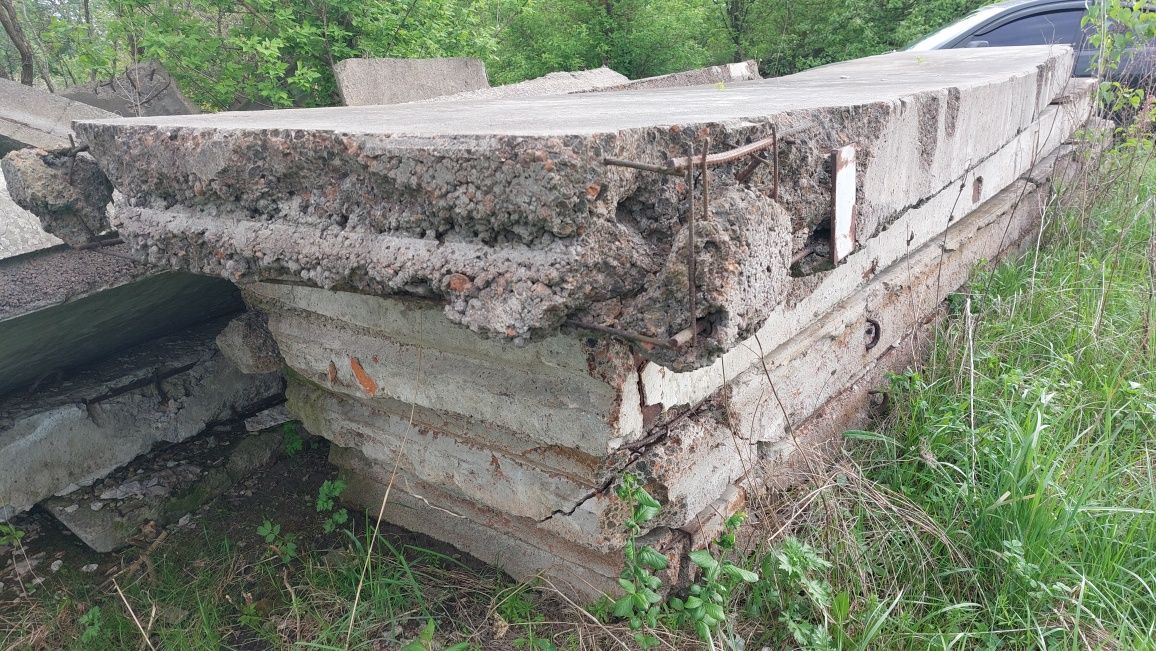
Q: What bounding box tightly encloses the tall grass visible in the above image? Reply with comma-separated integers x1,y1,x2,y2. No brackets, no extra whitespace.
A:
751,143,1156,649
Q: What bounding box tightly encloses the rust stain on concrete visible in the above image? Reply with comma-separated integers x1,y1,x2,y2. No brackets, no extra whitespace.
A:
349,357,377,396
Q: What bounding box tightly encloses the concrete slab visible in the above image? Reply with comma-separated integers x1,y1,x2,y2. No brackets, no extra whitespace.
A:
0,259,244,396
417,67,628,103
74,46,1076,368
638,84,1094,408
592,60,761,92
334,57,489,106
0,78,116,156
58,61,200,117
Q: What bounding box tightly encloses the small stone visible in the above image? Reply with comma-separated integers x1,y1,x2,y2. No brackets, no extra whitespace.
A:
89,501,105,511
80,563,98,573
177,514,191,527
63,504,79,514
49,560,63,572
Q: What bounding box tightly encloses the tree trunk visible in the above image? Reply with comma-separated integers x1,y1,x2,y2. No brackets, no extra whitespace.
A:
0,0,35,85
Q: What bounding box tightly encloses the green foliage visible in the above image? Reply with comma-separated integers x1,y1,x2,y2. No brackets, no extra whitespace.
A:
315,478,349,533
777,147,1156,648
282,421,304,456
0,522,25,546
256,518,297,562
78,605,102,643
611,473,665,649
6,0,989,109
669,513,759,648
746,537,834,650
496,584,556,651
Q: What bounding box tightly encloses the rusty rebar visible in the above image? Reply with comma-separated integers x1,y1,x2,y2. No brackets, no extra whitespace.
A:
565,319,677,350
668,133,776,171
686,142,697,351
601,157,682,175
772,124,780,200
695,139,710,350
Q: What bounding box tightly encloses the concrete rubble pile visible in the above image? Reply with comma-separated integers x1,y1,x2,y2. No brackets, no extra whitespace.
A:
0,78,283,532
16,46,1099,593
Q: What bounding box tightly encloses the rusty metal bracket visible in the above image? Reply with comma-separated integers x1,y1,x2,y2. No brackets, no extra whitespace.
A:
865,317,881,351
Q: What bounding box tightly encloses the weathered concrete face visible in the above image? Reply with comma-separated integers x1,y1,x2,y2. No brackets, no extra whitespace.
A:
333,57,490,106
58,61,200,117
76,46,1074,369
0,78,116,156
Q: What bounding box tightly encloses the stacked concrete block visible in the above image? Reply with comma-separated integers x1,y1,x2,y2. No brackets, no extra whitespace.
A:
72,46,1095,594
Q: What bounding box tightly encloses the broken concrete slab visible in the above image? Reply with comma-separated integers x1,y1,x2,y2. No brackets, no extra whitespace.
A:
244,403,292,432
417,67,629,103
0,317,284,521
40,426,282,552
0,78,116,156
1,147,115,246
593,60,761,92
76,46,1076,368
58,61,199,118
0,165,61,258
332,140,1075,596
333,57,489,106
0,257,245,397
64,46,1097,594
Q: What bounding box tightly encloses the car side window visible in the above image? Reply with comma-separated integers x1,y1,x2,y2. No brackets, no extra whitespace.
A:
975,10,1088,48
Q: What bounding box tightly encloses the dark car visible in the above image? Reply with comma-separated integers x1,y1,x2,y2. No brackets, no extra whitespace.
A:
907,0,1156,89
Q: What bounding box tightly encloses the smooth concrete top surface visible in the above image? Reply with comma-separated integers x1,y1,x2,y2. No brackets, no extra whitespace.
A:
0,78,117,154
83,47,1071,137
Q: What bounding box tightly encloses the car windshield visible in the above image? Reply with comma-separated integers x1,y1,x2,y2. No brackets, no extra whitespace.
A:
907,6,1007,50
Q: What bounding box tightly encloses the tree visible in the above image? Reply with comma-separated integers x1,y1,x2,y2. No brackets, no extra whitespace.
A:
0,0,34,84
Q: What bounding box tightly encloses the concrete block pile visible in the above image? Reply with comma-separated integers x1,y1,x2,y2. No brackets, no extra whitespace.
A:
47,46,1096,593
0,76,283,532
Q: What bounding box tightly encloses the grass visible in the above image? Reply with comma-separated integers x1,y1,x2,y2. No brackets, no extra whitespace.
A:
2,139,1153,651
733,139,1156,650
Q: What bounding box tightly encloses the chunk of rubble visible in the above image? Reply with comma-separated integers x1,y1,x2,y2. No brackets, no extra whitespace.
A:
0,317,284,522
0,165,62,258
77,47,1075,369
41,425,284,552
58,61,200,117
0,77,116,155
215,311,282,374
2,147,115,246
334,57,489,106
